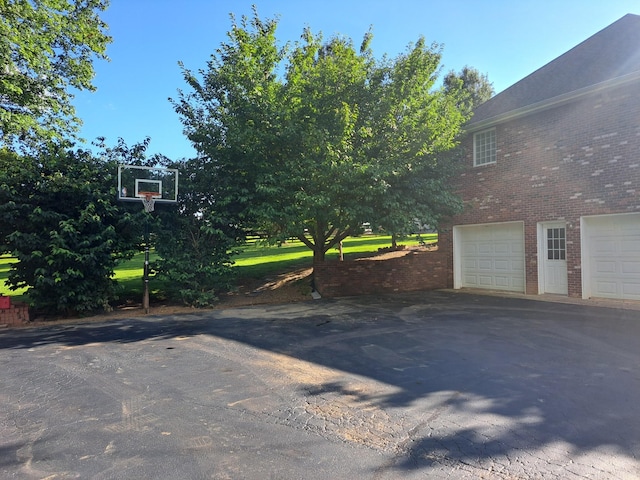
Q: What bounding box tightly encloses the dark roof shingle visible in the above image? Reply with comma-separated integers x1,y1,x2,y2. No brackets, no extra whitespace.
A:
470,14,640,127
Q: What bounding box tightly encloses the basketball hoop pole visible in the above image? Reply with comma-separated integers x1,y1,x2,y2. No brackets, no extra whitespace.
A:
139,192,157,314
143,212,150,314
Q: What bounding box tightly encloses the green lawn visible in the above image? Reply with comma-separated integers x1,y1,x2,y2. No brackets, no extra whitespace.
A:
0,233,437,303
0,255,27,301
112,252,162,300
234,234,435,278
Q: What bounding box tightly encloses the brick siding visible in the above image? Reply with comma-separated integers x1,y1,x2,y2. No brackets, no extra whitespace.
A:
441,81,640,297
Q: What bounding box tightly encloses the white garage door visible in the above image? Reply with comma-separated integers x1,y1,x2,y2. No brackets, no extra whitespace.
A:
583,213,640,300
454,222,525,292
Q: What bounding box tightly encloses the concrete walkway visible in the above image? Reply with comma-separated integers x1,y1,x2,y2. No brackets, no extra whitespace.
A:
450,287,640,310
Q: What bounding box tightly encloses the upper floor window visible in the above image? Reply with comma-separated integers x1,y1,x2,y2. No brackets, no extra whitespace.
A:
474,129,496,166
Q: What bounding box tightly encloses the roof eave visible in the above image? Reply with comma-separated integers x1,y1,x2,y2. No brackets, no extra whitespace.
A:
466,70,640,133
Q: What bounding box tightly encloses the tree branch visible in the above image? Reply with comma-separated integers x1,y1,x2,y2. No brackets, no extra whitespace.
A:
323,227,351,253
297,233,315,250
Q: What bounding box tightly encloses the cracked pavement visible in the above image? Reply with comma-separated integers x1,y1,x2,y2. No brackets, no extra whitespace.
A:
1,290,639,479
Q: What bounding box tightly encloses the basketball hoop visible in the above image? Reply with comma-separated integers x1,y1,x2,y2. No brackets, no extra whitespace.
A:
139,192,158,212
117,165,180,315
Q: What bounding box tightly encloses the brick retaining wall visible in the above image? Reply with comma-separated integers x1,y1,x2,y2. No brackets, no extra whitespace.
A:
313,248,451,298
0,302,30,327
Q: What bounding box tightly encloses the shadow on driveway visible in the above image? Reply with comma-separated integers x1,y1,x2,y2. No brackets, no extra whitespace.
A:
1,290,639,477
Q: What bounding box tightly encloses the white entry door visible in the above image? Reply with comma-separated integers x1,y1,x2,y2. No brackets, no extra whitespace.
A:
541,223,568,295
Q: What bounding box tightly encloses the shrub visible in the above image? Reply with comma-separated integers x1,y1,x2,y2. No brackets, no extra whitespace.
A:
0,144,142,315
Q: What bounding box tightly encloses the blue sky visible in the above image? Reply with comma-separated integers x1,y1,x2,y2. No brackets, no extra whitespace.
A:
73,0,640,160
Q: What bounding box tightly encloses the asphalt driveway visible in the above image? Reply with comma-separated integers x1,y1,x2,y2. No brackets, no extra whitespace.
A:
1,291,639,479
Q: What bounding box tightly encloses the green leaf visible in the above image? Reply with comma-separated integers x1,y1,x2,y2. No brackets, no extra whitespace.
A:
0,0,111,150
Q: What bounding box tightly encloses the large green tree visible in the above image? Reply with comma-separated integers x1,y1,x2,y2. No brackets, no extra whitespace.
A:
365,41,470,247
0,0,111,148
173,9,470,262
444,65,494,114
272,29,377,261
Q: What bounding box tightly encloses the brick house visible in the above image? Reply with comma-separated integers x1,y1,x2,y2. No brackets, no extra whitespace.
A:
439,14,640,300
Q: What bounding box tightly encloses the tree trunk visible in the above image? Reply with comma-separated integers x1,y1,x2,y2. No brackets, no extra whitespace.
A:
391,233,398,249
298,225,351,264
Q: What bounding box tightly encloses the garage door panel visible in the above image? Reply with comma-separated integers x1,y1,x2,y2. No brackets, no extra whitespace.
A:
457,222,525,293
478,276,494,286
463,244,479,255
494,260,511,271
584,213,640,300
622,262,640,274
463,259,478,270
595,261,617,274
593,240,616,254
621,239,640,253
595,281,617,295
623,283,640,296
478,243,493,254
620,221,640,235
494,243,513,254
478,259,493,270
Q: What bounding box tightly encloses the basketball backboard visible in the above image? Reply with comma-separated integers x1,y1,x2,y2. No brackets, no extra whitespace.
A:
117,165,178,203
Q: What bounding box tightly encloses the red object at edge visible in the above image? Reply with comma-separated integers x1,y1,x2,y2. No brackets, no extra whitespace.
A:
0,296,10,309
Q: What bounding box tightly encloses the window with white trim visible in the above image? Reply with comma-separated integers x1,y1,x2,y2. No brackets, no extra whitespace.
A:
473,129,496,166
547,227,566,260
